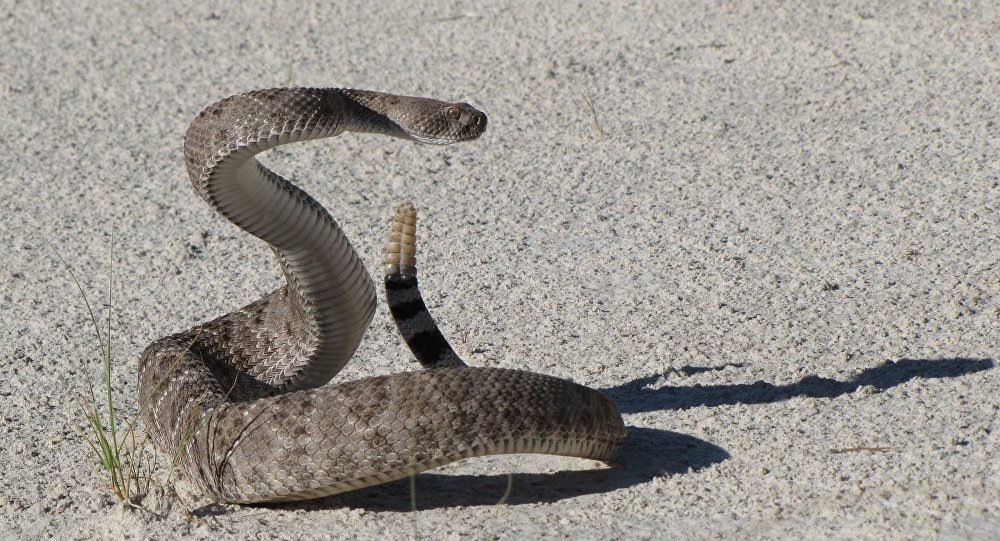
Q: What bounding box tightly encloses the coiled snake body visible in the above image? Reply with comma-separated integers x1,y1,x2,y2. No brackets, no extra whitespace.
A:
138,88,626,503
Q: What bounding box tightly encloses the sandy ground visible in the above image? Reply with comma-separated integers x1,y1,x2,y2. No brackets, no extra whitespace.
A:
2,1,998,539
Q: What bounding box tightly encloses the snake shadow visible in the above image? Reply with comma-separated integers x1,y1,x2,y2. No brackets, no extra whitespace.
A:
604,357,994,414
271,426,727,512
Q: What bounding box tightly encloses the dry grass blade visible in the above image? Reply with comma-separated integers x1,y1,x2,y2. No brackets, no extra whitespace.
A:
581,90,604,137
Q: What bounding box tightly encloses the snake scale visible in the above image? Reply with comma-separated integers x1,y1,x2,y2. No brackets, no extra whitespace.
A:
138,87,626,503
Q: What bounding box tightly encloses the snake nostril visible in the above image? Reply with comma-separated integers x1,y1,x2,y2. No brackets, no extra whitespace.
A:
472,113,486,129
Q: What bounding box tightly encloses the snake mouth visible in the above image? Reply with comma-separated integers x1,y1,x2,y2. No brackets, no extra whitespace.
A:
410,132,482,145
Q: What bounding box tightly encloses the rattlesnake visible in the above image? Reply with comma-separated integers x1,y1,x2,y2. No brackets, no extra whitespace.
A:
138,87,626,503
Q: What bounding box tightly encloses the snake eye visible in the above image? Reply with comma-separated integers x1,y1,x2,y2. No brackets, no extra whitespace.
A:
446,107,462,121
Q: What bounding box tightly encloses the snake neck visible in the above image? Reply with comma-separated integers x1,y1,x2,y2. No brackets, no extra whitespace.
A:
181,88,383,394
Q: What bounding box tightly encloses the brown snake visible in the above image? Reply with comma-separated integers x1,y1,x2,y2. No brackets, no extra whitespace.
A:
138,88,626,503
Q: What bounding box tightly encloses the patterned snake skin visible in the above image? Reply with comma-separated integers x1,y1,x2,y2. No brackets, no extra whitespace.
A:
138,88,626,503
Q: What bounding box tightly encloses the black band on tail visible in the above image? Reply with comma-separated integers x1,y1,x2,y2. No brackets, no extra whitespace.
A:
385,274,467,368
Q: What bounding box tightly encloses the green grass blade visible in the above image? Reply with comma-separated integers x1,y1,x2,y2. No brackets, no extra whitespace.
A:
104,227,119,461
39,234,108,365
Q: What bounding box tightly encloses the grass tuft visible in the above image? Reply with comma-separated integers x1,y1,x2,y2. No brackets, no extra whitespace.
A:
43,230,159,510
45,229,256,517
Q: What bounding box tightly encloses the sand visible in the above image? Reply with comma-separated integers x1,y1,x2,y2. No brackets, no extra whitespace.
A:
1,1,997,539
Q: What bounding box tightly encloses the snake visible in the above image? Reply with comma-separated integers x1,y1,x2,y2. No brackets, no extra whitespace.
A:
137,87,626,504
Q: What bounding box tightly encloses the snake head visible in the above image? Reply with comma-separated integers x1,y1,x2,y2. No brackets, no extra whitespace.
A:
395,100,487,145
341,89,488,145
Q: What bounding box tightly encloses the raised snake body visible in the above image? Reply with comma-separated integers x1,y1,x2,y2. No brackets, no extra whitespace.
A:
138,88,626,503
